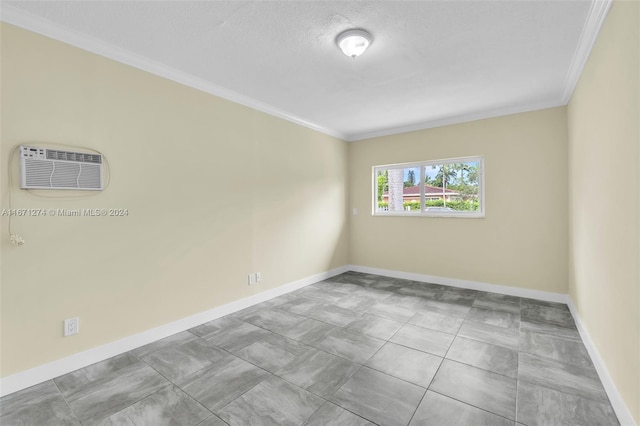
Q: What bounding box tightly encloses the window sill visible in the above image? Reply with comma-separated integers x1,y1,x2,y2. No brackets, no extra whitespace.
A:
372,211,485,218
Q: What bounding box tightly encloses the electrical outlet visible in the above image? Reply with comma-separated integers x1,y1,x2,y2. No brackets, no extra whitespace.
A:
256,272,262,282
64,317,79,336
248,273,256,285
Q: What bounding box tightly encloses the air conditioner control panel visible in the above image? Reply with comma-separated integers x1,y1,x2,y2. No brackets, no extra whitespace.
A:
21,146,46,160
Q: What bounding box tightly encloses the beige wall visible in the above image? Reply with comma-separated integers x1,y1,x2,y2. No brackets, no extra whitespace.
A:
349,108,569,293
567,1,640,422
0,24,349,377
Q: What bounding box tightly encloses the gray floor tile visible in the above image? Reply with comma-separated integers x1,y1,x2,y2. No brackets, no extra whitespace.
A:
141,338,230,382
281,317,336,345
408,310,464,334
362,273,397,282
350,285,393,302
304,402,374,426
520,298,570,310
306,304,363,327
367,282,405,293
366,302,416,322
434,290,476,306
315,328,385,364
0,381,81,426
370,274,410,284
54,353,169,424
517,381,619,426
333,294,379,312
366,277,408,292
458,320,520,350
235,334,312,373
467,307,520,329
410,390,514,426
518,352,608,401
311,280,360,294
217,375,324,426
54,352,141,395
133,331,199,358
422,299,472,317
267,293,299,307
200,320,272,352
323,281,374,295
351,286,393,301
446,336,518,378
95,385,210,426
276,349,360,398
472,297,520,314
230,300,278,320
520,317,580,340
519,330,593,368
430,360,517,419
476,292,521,305
189,316,247,340
295,286,345,303
331,367,425,426
409,281,448,291
520,302,575,328
277,296,325,316
389,323,454,357
365,342,442,388
345,314,404,340
178,356,270,411
440,286,480,297
241,309,307,334
331,272,376,286
384,294,428,310
397,284,439,299
197,415,228,426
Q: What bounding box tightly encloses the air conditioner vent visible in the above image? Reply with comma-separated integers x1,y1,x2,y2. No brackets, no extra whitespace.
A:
46,149,102,164
19,145,104,191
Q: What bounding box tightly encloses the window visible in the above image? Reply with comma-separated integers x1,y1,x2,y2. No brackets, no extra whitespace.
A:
373,156,484,217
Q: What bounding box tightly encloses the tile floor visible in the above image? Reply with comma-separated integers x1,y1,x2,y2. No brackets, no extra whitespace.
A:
0,272,621,426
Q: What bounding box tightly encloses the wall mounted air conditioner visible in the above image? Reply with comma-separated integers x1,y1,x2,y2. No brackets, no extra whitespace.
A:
19,145,103,190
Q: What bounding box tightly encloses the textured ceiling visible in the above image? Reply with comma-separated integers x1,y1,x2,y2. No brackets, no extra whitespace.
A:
2,1,603,140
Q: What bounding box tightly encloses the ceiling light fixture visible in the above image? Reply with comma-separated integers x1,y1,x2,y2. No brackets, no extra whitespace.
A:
336,29,372,59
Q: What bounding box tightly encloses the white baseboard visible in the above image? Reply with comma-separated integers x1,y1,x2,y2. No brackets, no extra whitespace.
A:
347,264,568,304
566,299,637,426
0,265,348,397
348,264,636,426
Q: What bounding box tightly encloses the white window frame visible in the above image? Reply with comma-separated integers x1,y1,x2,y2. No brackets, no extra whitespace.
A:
372,156,485,218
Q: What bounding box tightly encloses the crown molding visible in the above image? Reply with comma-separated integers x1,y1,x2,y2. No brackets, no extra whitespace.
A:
561,0,613,104
0,5,348,141
344,98,565,142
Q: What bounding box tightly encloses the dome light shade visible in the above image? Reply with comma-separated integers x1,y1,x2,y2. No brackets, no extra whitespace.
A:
336,29,372,59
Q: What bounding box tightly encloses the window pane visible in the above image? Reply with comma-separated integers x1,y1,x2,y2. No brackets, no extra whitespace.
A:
424,161,480,212
376,166,421,212
373,157,483,217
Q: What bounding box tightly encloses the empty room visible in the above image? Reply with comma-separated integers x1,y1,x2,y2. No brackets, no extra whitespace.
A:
0,1,638,425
